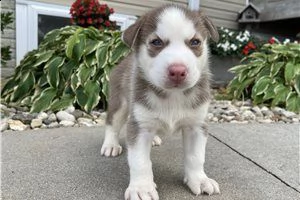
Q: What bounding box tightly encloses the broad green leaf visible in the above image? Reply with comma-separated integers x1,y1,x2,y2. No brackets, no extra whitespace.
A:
96,44,109,68
50,94,75,111
294,74,300,95
248,64,264,77
71,74,80,91
295,63,300,75
75,86,88,109
272,84,290,106
229,64,248,73
252,76,271,96
270,62,284,77
34,50,55,67
1,78,17,97
284,62,295,84
46,57,65,88
73,34,86,61
289,43,300,51
11,72,35,102
66,30,80,59
268,54,279,62
256,67,271,79
234,77,255,99
286,92,300,113
84,53,97,67
30,87,56,113
61,60,78,81
263,86,275,100
84,39,101,55
38,74,48,88
83,80,101,112
77,63,92,84
109,42,130,64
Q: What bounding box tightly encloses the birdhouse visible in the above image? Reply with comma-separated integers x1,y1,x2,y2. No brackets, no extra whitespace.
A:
238,3,260,23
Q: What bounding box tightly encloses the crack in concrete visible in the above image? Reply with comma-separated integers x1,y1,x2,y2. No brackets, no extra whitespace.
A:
209,132,300,194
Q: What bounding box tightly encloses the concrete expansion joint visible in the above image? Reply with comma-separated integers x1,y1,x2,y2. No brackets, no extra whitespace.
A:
209,132,300,194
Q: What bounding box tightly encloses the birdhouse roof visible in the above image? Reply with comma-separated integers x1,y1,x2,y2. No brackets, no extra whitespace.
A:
238,3,261,16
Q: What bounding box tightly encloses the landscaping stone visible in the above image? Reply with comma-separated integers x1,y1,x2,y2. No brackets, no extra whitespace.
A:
95,118,105,126
56,111,76,122
37,112,48,120
8,120,28,131
48,122,60,128
47,113,57,122
1,97,299,132
11,113,36,124
77,118,94,127
30,119,43,129
64,106,75,114
71,109,85,119
59,120,75,127
241,110,256,120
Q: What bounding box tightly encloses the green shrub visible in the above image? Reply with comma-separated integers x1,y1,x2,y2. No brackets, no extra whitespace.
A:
1,11,13,66
227,42,300,113
1,26,130,113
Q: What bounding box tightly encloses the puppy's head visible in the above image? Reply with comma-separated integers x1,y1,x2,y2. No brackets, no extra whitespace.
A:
123,5,219,91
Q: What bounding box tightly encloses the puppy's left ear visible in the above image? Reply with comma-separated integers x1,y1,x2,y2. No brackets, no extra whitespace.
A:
202,14,219,42
122,16,146,49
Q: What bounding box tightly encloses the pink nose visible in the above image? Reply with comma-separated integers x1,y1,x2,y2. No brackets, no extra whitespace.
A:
168,64,187,84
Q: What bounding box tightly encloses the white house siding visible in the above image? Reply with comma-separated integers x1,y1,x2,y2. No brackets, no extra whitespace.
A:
33,0,188,16
200,0,246,29
1,0,16,77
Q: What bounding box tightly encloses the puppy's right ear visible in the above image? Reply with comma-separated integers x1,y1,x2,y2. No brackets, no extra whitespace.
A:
122,16,146,49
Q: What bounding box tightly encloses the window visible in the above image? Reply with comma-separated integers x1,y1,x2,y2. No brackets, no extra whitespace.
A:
16,0,137,65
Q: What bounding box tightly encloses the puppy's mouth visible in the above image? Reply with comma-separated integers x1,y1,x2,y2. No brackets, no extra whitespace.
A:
163,80,189,90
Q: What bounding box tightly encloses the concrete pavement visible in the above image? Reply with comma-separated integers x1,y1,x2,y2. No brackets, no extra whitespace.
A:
1,124,300,200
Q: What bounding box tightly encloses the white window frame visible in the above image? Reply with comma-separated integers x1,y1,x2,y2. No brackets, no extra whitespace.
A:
16,0,137,65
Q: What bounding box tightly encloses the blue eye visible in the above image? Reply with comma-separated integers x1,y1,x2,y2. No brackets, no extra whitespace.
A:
190,38,201,46
150,38,163,47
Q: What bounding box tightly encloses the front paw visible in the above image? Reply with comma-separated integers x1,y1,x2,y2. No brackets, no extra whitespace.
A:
125,181,159,200
184,175,220,196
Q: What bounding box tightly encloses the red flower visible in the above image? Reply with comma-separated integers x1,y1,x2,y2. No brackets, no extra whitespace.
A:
104,20,111,27
70,0,116,30
242,46,249,55
87,18,93,24
98,18,104,23
79,19,85,24
247,41,256,49
269,37,276,44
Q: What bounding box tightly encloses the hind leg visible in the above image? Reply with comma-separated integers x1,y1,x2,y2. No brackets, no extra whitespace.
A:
101,98,128,157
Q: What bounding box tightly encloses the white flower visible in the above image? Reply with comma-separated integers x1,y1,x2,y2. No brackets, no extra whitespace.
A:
224,29,229,33
230,44,237,51
221,41,230,51
283,38,290,44
217,43,221,47
244,30,250,37
294,40,298,44
229,32,234,36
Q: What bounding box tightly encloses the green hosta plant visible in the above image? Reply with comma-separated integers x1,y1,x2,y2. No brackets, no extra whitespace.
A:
227,42,300,113
228,43,300,113
1,26,130,113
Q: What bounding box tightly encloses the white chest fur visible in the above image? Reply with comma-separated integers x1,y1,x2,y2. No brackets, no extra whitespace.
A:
133,91,209,134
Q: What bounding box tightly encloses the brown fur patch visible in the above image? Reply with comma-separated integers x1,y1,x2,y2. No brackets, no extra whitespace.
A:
134,68,168,109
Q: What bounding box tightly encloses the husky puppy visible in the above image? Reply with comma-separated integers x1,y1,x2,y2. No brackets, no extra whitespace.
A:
101,4,220,200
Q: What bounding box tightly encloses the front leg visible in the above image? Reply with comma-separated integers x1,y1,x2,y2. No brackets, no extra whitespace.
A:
182,125,220,196
125,128,159,200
